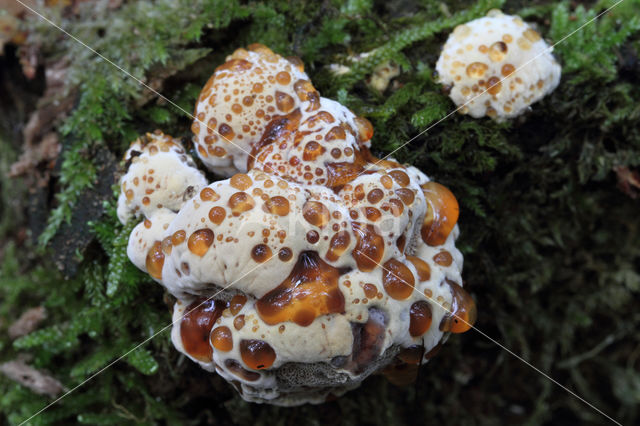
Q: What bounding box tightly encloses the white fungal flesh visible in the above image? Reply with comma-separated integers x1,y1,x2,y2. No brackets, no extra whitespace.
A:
435,9,561,120
116,45,473,406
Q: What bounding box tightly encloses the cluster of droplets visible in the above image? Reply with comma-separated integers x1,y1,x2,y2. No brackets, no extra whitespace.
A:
118,44,476,405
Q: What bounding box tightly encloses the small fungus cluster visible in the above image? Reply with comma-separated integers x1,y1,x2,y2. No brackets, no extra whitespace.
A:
118,44,476,405
435,9,561,120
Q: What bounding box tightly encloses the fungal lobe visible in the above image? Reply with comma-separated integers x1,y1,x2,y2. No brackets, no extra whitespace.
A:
256,251,348,326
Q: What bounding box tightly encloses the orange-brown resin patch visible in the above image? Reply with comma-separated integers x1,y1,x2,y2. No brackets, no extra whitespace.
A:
256,251,347,326
180,299,227,362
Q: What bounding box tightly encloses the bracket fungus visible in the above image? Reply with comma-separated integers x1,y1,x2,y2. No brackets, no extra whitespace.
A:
117,44,476,405
435,9,561,120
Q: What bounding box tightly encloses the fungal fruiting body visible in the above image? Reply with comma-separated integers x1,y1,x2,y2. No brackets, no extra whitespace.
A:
118,44,476,405
435,9,561,120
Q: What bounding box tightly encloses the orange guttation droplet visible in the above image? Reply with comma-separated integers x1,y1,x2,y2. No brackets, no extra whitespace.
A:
251,244,273,263
351,222,385,272
263,196,290,216
439,279,477,334
230,294,247,315
325,231,351,262
362,283,378,299
161,237,173,255
256,251,348,326
395,188,415,205
421,182,459,246
488,41,508,62
180,299,227,362
363,206,381,221
172,230,186,245
146,241,165,279
225,359,261,381
367,188,384,204
230,173,253,190
302,141,326,161
278,247,293,261
275,91,295,113
388,170,410,187
501,63,515,77
409,301,432,337
347,308,387,375
354,116,374,142
486,76,502,95
188,229,214,256
209,206,226,224
200,187,219,201
466,62,488,78
433,250,453,266
324,147,373,189
382,258,415,300
248,109,302,170
406,255,431,282
210,326,233,352
228,192,255,216
396,234,407,253
303,201,330,227
234,314,245,330
240,339,277,370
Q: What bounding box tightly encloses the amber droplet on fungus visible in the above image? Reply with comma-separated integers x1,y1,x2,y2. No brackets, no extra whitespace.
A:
439,279,477,333
382,258,415,300
188,229,214,256
409,301,432,336
326,231,351,262
229,295,247,315
263,196,290,216
146,241,165,279
256,251,347,326
211,326,233,351
351,222,385,272
421,182,459,246
302,201,331,227
180,299,227,362
251,244,273,263
240,339,276,370
229,192,255,216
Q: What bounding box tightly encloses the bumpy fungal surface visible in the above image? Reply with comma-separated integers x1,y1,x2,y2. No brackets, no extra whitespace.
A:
118,44,476,405
435,9,561,120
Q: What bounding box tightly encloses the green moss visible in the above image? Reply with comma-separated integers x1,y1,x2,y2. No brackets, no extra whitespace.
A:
2,0,640,424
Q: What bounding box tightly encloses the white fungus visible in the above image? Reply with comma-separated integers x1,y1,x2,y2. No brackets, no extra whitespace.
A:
435,9,561,120
117,45,476,406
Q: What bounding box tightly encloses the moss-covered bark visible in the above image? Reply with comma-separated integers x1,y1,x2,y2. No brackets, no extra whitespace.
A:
1,0,639,424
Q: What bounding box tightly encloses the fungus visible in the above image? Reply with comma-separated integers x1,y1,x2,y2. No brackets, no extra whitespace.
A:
118,44,476,405
435,9,561,120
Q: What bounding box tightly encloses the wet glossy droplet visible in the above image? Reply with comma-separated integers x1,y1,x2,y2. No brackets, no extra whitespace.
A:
240,339,276,370
188,229,214,256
